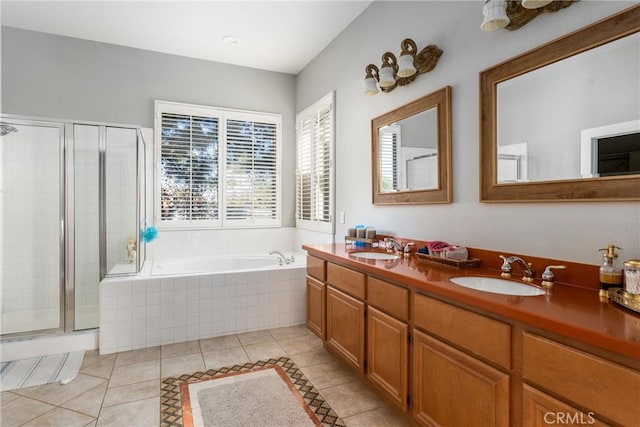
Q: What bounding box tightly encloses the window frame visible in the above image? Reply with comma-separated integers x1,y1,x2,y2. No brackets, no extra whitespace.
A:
154,100,282,230
295,92,335,234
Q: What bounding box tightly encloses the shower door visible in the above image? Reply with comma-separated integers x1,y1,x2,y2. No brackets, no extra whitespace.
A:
0,119,65,335
1,116,145,338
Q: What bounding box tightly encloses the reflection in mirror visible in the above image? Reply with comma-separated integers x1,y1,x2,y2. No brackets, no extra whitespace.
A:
480,5,640,201
372,86,451,205
379,107,438,192
496,32,640,184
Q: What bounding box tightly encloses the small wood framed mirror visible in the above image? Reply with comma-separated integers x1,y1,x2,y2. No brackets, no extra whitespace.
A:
372,86,452,205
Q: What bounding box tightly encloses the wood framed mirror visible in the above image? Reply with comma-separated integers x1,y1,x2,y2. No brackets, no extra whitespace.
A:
479,5,640,202
372,86,451,205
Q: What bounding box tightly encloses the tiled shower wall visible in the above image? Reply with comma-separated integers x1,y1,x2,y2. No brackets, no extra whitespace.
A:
99,265,306,354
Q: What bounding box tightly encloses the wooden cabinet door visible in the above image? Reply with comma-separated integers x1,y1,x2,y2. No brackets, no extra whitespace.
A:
306,276,325,339
523,385,610,427
326,286,365,372
367,306,408,411
413,329,510,427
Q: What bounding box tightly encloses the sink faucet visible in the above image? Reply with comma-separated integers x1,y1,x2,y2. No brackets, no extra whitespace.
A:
384,237,405,254
499,255,535,282
270,250,290,265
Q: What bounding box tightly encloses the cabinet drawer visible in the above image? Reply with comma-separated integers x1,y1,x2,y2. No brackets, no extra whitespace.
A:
523,333,640,426
367,277,409,321
414,293,511,369
327,263,365,299
306,255,326,281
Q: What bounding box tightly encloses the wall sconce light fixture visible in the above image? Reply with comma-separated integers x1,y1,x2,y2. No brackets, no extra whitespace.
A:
364,38,443,96
481,0,576,32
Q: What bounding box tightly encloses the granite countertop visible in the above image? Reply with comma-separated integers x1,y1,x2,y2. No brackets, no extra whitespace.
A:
303,243,640,361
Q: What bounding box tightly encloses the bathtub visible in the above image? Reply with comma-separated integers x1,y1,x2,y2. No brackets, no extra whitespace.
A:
99,252,307,354
151,255,290,276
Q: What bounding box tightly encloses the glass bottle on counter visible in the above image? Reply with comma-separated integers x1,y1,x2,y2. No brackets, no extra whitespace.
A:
599,244,622,300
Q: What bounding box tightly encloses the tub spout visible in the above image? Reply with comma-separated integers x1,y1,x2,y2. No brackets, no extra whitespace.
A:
270,250,290,265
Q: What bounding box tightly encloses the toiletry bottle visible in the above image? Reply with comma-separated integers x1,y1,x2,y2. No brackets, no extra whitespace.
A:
598,244,622,300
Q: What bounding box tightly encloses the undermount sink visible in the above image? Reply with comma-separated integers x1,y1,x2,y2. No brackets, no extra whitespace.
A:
450,276,545,296
351,251,400,260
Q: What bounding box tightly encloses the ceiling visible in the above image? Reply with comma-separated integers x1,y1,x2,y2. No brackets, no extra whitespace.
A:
0,1,371,74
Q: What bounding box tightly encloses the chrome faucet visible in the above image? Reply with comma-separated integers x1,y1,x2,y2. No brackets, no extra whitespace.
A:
384,237,405,253
270,250,290,265
499,255,535,282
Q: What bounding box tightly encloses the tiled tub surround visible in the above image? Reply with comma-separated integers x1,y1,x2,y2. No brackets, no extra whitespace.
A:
100,254,307,354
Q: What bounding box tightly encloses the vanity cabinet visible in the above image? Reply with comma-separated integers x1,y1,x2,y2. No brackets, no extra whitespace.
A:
367,306,409,411
326,286,365,372
413,330,510,427
413,293,511,426
522,385,610,427
306,256,326,339
522,333,640,426
306,277,325,339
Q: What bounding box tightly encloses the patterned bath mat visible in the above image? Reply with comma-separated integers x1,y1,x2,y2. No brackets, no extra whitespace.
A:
0,351,85,392
160,356,345,427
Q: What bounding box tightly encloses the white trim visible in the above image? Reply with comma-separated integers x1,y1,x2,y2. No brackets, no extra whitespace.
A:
580,120,640,178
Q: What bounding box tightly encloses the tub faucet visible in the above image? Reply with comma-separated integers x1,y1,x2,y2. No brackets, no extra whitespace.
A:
270,250,290,265
499,255,535,282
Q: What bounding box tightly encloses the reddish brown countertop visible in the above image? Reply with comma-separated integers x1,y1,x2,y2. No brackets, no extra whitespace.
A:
303,243,640,361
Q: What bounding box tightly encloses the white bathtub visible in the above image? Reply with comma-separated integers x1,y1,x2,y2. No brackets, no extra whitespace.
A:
100,252,307,354
151,255,292,276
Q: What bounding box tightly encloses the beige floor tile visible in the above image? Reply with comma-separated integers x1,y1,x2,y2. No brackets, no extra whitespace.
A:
108,360,160,388
161,340,201,359
243,341,287,362
202,347,250,370
22,406,95,427
102,379,159,408
278,333,323,355
321,380,385,419
237,330,276,345
79,353,116,379
0,391,20,404
199,335,241,352
114,346,160,367
161,353,205,378
81,350,114,367
12,374,106,406
269,324,312,341
61,381,108,417
343,406,410,427
289,346,335,368
97,396,159,427
0,395,55,427
300,360,357,390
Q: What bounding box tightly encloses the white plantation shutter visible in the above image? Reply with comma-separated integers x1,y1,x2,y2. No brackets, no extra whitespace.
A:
225,117,280,226
379,126,400,192
296,92,334,233
155,101,281,228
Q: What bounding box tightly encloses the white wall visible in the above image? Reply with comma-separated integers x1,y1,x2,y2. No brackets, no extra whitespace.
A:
296,1,640,264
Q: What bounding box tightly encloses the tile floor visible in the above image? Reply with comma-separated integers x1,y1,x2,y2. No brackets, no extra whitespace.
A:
1,325,409,426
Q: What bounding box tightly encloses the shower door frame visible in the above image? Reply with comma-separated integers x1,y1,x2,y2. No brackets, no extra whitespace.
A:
0,113,145,339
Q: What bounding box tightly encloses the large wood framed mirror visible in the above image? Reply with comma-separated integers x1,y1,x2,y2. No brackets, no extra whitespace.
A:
480,5,640,202
372,86,451,205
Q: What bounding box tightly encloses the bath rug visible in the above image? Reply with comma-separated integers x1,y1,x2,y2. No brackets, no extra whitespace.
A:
160,356,345,427
0,350,85,392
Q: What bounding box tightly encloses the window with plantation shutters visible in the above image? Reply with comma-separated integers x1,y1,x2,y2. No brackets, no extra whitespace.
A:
225,117,279,225
155,101,281,229
379,125,400,192
296,92,334,233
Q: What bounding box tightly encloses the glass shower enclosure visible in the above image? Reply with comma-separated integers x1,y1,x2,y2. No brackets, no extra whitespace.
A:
0,115,146,337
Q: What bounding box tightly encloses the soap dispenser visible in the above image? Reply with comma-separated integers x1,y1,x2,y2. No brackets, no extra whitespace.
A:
598,244,622,300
